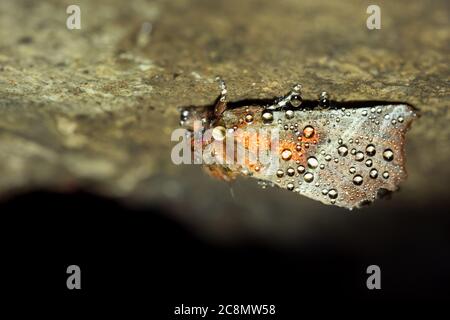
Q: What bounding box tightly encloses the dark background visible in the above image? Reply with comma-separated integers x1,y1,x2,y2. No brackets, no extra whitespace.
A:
1,190,449,317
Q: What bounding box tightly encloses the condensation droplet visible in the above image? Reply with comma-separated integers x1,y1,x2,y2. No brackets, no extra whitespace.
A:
281,149,292,161
337,145,348,157
286,167,295,176
370,169,378,179
287,182,295,191
276,169,284,178
303,172,314,183
328,189,338,199
382,171,390,179
365,144,376,156
349,167,356,174
355,151,364,161
245,114,253,123
297,165,305,174
303,125,314,138
307,156,319,169
262,111,273,124
353,175,363,186
285,109,294,119
365,159,373,167
383,149,394,161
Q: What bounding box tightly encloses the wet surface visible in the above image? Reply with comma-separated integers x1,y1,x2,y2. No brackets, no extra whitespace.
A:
0,0,449,241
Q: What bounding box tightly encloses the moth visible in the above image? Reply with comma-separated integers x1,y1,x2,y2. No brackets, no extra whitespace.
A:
179,78,418,209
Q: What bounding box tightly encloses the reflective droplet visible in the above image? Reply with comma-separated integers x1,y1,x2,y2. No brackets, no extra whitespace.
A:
365,159,373,167
295,144,302,151
349,167,356,174
287,183,295,191
398,116,404,123
290,94,302,108
337,145,348,157
328,189,338,199
369,169,378,179
325,154,332,161
319,164,325,169
276,169,284,178
321,188,329,195
303,125,314,138
286,167,295,176
262,111,273,124
383,149,394,161
382,171,390,179
365,144,376,156
307,156,319,169
212,126,226,141
353,175,363,186
285,109,294,119
351,148,357,155
303,172,314,183
355,151,364,161
245,114,253,123
297,165,305,174
281,149,292,161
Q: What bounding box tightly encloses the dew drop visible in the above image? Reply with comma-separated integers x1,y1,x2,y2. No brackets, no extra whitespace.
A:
281,149,292,161
355,151,364,161
285,109,294,119
337,145,348,157
383,149,394,161
286,167,295,176
328,189,338,199
303,125,314,138
325,154,332,161
365,159,373,167
307,156,319,169
287,183,295,191
353,175,363,186
245,114,253,123
349,167,356,174
297,165,305,174
365,144,376,156
262,111,273,124
290,94,302,108
382,171,390,179
303,172,314,183
369,169,378,179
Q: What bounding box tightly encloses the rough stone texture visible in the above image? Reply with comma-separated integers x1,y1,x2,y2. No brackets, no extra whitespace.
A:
0,0,448,242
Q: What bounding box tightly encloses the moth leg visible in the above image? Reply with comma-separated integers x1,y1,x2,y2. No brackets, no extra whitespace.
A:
268,83,303,110
203,164,237,182
213,76,228,118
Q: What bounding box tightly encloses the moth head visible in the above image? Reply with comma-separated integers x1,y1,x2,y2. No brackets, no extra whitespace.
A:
179,106,213,132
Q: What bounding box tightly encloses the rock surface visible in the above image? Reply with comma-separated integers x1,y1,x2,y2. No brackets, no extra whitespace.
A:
0,0,448,241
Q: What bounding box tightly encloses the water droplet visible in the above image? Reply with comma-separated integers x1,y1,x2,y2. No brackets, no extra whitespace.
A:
287,182,295,191
286,167,295,176
365,159,373,167
382,171,390,179
262,111,273,124
325,154,332,161
362,110,368,116
319,164,325,169
297,165,305,174
351,148,357,155
398,116,404,123
365,144,376,156
355,151,364,161
303,125,314,138
276,169,284,178
290,94,302,108
370,169,378,179
383,149,394,161
353,175,363,186
303,172,314,183
349,167,356,174
307,156,319,169
285,109,294,119
212,126,226,141
245,114,253,123
295,144,302,151
281,149,292,161
337,145,348,156
322,188,329,195
328,189,338,199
